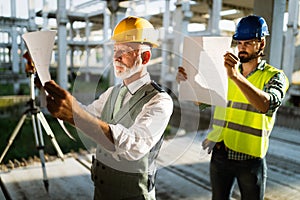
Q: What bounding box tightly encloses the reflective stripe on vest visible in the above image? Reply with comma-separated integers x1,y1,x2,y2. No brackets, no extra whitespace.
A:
213,119,271,137
228,101,261,113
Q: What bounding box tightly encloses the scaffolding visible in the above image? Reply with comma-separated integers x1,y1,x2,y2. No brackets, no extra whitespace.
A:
0,0,299,100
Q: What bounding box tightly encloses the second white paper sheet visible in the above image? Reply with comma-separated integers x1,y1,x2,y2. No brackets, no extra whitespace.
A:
179,36,232,107
22,30,56,85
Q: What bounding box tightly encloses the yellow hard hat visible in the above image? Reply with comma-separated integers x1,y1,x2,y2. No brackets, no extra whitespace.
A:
111,16,159,48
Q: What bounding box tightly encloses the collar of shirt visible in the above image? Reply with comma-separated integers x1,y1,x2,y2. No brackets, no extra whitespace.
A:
239,60,266,78
122,72,151,95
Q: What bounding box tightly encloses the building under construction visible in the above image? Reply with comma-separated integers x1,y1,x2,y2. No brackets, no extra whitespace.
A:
1,0,300,99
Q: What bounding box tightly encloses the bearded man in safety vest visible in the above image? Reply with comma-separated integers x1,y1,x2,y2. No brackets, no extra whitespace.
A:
44,16,173,200
177,15,289,200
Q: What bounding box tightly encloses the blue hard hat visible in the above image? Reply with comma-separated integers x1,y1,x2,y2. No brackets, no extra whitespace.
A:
233,15,269,40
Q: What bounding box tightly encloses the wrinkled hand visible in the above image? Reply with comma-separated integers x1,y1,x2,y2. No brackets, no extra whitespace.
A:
23,51,36,74
202,138,216,154
44,80,77,124
176,66,187,83
224,52,239,79
44,81,115,146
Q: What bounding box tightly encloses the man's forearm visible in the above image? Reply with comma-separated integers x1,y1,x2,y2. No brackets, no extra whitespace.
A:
231,73,270,113
71,102,115,150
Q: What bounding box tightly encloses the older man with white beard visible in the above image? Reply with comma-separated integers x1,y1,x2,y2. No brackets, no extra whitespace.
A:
43,16,173,200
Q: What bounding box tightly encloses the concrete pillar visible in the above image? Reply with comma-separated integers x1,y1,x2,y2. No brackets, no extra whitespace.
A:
109,12,117,86
171,0,192,94
57,0,68,89
11,0,20,93
282,0,299,83
103,6,110,82
28,0,37,31
253,0,274,62
207,0,222,35
172,0,192,67
160,0,170,88
42,0,49,30
11,27,18,73
69,22,74,75
108,8,125,86
269,0,286,69
20,28,26,74
85,16,90,82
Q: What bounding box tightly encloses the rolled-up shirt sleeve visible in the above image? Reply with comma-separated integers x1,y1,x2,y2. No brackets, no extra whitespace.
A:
109,92,173,161
264,71,289,115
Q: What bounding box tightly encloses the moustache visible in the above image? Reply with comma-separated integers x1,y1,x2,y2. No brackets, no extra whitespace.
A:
114,61,127,68
238,51,248,56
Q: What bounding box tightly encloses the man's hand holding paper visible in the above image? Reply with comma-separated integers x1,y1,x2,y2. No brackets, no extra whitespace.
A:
178,36,233,107
22,30,75,140
224,51,240,79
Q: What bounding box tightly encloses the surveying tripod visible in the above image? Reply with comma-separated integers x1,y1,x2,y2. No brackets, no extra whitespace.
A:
0,68,64,192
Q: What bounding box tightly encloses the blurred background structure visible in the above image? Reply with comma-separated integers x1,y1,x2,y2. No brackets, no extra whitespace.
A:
1,0,300,98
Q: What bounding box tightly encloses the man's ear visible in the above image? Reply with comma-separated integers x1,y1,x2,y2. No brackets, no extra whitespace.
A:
141,51,151,64
260,38,266,49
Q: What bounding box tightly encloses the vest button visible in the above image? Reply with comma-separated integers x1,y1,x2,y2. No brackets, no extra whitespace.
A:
102,166,105,170
94,175,98,180
100,180,104,184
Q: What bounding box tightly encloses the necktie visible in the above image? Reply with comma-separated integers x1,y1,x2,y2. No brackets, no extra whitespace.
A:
113,86,128,117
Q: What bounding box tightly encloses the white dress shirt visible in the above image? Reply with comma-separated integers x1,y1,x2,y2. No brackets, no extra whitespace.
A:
83,73,173,161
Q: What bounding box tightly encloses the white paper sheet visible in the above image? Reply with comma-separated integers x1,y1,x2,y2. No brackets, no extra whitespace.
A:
179,36,232,107
22,31,75,140
22,31,56,85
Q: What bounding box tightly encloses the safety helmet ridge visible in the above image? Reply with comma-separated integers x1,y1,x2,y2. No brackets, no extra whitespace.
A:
233,15,269,40
111,16,159,48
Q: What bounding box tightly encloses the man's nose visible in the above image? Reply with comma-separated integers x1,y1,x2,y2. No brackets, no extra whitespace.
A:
114,52,122,61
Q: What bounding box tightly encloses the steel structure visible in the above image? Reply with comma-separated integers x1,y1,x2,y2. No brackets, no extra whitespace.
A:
0,0,299,101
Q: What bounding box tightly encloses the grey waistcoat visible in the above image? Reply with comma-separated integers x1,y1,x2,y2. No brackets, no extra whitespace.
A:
92,81,165,200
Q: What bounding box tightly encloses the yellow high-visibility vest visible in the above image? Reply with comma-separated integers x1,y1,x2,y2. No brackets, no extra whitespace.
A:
207,63,288,158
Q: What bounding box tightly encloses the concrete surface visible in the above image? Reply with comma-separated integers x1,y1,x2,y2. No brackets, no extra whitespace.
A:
0,126,299,200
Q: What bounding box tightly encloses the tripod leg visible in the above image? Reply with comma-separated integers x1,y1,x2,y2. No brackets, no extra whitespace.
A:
0,114,27,163
37,112,64,161
31,114,49,192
